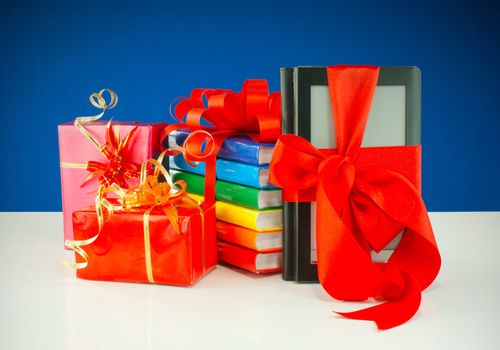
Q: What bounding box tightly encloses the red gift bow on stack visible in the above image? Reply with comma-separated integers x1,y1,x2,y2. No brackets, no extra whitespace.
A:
75,89,140,191
270,66,441,329
160,80,281,201
161,79,281,152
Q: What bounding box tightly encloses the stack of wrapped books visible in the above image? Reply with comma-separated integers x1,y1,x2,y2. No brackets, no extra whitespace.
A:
169,130,283,274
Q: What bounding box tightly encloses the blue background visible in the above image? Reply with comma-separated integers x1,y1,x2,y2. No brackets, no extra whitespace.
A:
1,0,498,211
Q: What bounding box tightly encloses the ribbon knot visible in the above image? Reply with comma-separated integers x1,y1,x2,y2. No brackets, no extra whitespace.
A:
317,154,355,184
269,65,441,330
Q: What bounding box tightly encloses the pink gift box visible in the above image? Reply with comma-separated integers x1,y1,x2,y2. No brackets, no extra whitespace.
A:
58,120,166,244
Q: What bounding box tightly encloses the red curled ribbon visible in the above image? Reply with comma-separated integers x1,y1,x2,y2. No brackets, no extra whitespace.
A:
160,80,281,153
269,66,441,329
172,80,280,140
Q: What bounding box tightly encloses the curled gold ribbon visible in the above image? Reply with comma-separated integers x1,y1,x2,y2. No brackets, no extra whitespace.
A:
65,151,205,284
63,194,118,269
74,89,118,149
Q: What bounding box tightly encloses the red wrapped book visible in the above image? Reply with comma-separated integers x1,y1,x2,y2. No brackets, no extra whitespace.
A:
68,154,217,286
218,241,282,274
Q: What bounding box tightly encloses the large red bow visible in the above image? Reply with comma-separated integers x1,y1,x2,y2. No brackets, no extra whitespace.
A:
161,80,281,150
83,122,140,189
270,66,441,329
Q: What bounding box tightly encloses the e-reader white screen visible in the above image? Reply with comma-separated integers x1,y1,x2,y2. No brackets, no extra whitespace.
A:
309,85,406,263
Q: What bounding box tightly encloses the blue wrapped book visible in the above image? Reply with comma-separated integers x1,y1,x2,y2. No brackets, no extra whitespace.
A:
168,129,275,165
169,155,276,189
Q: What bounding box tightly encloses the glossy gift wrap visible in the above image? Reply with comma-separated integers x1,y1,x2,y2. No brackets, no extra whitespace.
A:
72,202,216,286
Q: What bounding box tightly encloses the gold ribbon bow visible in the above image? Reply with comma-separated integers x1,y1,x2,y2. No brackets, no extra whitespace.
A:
65,152,204,284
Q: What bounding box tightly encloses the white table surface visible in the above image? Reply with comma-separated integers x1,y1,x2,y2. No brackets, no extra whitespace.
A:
0,212,499,349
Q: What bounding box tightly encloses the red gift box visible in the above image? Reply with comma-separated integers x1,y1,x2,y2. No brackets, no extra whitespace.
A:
67,146,218,286
72,203,216,286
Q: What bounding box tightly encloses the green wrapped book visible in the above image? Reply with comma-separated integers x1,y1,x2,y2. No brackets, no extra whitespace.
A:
171,170,282,210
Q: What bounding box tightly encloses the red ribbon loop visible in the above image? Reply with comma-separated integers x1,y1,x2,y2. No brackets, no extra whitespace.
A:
270,65,441,329
164,80,281,146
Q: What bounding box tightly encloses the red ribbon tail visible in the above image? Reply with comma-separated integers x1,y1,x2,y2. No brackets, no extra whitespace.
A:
334,271,422,330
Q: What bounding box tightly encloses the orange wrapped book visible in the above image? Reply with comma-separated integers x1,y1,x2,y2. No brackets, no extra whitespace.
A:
216,221,282,252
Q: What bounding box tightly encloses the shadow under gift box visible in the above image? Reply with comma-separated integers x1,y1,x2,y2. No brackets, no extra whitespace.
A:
72,203,217,286
58,121,166,244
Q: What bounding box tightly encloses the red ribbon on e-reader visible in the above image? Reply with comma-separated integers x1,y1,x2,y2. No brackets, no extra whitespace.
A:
270,65,441,329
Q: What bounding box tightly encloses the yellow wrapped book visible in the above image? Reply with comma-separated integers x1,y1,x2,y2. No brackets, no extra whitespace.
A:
189,193,282,232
